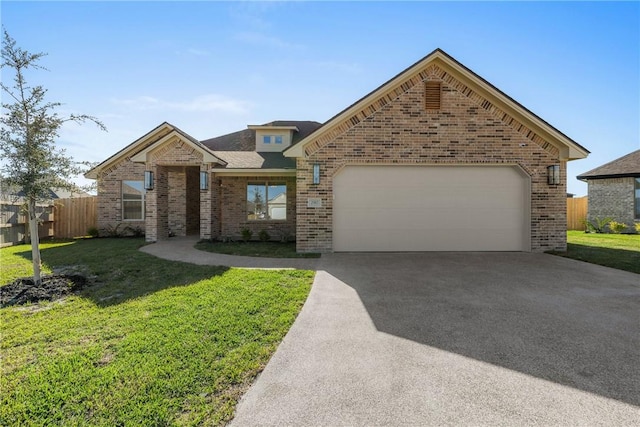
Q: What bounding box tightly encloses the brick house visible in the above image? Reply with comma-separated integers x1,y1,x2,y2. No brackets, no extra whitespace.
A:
577,149,640,230
86,49,589,252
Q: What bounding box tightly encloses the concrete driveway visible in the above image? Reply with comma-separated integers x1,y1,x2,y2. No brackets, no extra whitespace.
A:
231,252,640,426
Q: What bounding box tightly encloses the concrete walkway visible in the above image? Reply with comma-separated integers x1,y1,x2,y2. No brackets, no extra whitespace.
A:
139,236,320,270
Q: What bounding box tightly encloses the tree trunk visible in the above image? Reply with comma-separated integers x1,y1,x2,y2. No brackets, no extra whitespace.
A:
28,197,42,286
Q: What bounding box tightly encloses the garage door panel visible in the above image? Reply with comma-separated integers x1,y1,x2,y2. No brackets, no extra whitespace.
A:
335,227,523,252
333,166,529,252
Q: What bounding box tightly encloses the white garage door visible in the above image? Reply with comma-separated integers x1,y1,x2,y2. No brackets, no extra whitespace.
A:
333,165,529,252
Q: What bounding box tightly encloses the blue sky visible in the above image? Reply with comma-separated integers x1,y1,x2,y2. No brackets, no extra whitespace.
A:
2,1,639,196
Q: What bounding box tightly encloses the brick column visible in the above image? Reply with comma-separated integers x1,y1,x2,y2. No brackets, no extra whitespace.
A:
156,166,169,239
200,165,212,240
145,165,158,242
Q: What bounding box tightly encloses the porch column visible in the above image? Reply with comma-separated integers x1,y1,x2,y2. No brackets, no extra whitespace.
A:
145,164,158,242
146,165,169,241
200,165,212,240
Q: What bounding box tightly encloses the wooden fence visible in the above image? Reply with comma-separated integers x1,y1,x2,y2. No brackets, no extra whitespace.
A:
53,197,97,239
567,197,588,231
0,202,55,247
0,196,97,247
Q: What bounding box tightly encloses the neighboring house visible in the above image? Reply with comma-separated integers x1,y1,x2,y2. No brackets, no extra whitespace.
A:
86,49,589,253
577,149,640,229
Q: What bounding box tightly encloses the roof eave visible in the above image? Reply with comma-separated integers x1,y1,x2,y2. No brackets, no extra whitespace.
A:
129,130,227,165
248,125,299,131
578,173,640,181
210,168,296,176
84,122,175,179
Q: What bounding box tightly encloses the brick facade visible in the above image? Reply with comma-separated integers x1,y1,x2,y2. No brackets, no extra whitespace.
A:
587,178,637,229
214,175,297,241
97,159,146,235
96,138,296,242
295,66,567,253
93,52,585,253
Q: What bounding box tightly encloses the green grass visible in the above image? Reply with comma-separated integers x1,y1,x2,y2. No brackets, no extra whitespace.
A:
555,231,640,274
1,238,314,426
195,241,320,258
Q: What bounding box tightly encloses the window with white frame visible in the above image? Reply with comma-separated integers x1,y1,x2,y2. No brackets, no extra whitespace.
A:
122,180,145,220
262,135,283,145
247,183,286,220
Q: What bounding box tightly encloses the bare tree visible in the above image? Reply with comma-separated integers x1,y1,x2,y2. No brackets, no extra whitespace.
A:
0,29,106,285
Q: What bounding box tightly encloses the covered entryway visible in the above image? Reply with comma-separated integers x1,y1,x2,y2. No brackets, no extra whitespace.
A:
333,165,530,251
153,165,201,238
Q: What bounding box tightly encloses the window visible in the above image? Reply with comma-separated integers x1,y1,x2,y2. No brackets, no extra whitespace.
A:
122,180,145,220
263,135,283,144
635,178,640,219
247,183,287,220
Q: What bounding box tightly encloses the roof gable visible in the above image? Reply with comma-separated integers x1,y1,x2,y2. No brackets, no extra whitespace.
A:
577,149,640,180
85,123,224,179
129,130,225,165
284,49,589,161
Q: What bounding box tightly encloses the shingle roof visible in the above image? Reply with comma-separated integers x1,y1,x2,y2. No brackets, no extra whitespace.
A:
201,120,322,151
201,129,255,151
211,151,296,169
577,149,640,180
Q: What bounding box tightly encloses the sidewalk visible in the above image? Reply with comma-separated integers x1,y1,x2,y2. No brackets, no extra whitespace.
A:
139,236,320,270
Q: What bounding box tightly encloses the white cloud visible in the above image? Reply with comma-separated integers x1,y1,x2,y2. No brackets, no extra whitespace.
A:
227,2,278,31
111,94,253,114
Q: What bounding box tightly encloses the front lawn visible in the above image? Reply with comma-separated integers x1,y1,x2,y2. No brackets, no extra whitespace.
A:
0,239,313,426
195,240,320,258
555,231,640,274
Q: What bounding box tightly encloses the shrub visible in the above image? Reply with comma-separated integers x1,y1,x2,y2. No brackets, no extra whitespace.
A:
258,229,270,242
104,223,126,237
126,225,145,238
87,227,99,238
636,223,640,234
279,229,293,243
608,221,627,234
241,228,253,242
583,217,613,233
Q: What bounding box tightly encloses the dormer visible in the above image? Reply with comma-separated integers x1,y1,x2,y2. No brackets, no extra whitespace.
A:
248,124,299,152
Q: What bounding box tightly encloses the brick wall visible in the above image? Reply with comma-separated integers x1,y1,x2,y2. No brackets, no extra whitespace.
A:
167,168,187,236
296,68,566,253
587,178,636,229
215,175,296,241
97,159,146,235
146,138,205,241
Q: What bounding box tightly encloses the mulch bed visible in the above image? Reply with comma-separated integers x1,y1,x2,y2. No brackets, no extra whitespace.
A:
0,274,88,308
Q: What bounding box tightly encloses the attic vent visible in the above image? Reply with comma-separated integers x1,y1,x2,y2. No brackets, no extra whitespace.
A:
425,81,441,110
